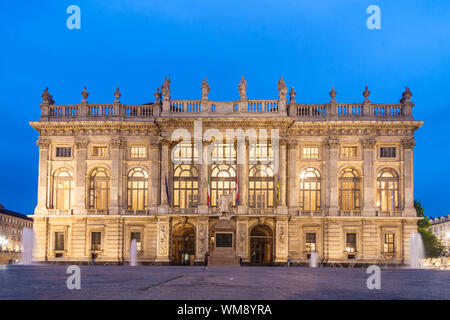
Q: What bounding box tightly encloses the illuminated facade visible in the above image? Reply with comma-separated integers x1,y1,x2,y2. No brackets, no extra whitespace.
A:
30,78,422,265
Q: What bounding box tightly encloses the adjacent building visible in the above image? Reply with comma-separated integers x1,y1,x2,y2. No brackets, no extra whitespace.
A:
0,205,34,264
430,215,450,248
30,77,423,265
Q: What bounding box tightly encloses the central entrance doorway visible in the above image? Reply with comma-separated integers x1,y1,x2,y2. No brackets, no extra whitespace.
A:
250,225,273,265
172,225,195,265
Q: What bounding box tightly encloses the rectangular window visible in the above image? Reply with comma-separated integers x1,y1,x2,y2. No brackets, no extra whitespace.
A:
54,232,65,251
56,147,71,158
303,147,319,159
130,146,147,159
91,232,102,251
380,147,396,158
346,233,357,253
92,146,107,157
131,232,142,251
305,233,316,253
384,234,395,253
342,146,358,158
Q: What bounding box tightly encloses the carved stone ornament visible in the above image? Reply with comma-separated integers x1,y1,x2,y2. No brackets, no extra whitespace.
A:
363,85,371,103
36,138,51,149
81,86,89,102
110,137,125,148
329,86,337,102
201,77,210,100
401,138,416,149
361,137,376,149
75,138,89,149
325,137,339,148
277,76,288,99
154,87,161,103
218,192,233,215
114,87,121,102
289,87,296,102
238,76,247,99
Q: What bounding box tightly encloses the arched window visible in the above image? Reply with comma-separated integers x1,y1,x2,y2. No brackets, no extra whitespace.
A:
249,165,275,209
377,168,399,212
52,168,73,210
173,165,198,208
299,168,321,212
210,164,236,207
127,168,148,211
339,168,361,211
88,167,110,210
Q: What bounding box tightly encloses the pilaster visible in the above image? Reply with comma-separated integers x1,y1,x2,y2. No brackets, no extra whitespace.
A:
402,138,416,217
325,137,339,216
73,138,89,215
287,140,299,215
109,137,124,215
35,138,51,215
361,137,376,216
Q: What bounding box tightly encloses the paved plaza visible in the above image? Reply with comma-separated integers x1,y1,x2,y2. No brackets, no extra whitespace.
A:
0,265,448,300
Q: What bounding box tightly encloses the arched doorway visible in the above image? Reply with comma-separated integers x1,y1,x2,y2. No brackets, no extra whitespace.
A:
172,225,195,265
250,225,273,265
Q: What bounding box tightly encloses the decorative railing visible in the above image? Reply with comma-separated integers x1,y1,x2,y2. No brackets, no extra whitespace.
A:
300,210,324,217
339,210,362,217
42,100,413,121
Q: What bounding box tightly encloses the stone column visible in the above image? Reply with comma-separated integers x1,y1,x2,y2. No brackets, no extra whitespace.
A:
236,218,249,261
361,138,376,216
35,138,51,215
198,141,210,214
149,141,160,214
155,216,170,263
275,217,289,263
195,216,209,263
325,137,339,216
402,138,416,217
287,140,299,215
73,138,89,215
277,140,288,214
158,139,170,213
237,138,249,214
109,137,124,215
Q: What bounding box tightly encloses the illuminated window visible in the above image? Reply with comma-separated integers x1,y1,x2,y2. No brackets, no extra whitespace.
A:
346,233,357,252
377,168,399,212
54,232,65,251
249,142,274,164
173,165,198,208
55,147,71,158
52,168,73,210
380,147,396,158
211,164,236,207
339,168,361,211
299,168,321,212
88,167,110,210
172,142,199,164
130,146,147,159
342,146,358,158
305,233,316,253
211,141,236,164
131,232,142,251
92,146,107,157
303,147,319,159
127,168,148,211
384,234,395,253
249,164,274,209
91,232,101,251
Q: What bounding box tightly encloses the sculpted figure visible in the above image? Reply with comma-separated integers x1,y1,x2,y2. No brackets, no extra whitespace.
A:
277,76,288,99
161,74,171,99
218,193,233,214
238,76,247,99
201,77,210,99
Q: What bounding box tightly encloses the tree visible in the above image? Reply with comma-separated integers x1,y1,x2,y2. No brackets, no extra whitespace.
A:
414,201,445,258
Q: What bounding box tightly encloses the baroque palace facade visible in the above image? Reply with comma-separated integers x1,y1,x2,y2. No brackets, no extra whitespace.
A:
30,76,422,265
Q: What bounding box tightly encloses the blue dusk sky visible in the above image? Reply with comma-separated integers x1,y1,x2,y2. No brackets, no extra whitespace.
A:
0,1,449,217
